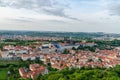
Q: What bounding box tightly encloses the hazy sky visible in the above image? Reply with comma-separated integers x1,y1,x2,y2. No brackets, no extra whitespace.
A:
0,0,120,33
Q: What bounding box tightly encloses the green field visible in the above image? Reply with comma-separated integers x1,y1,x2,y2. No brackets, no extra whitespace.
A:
0,68,8,80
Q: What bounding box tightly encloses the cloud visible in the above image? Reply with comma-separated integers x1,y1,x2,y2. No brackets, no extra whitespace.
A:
0,0,51,9
43,7,82,21
6,17,67,24
0,0,80,21
7,17,33,23
109,3,120,16
46,20,66,23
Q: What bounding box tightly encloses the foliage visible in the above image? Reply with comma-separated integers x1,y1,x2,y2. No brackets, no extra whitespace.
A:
0,58,44,80
63,49,70,54
40,66,120,80
77,45,96,52
1,59,120,80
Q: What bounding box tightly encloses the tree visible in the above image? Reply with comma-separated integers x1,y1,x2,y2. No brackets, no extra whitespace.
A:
72,47,76,50
63,49,70,54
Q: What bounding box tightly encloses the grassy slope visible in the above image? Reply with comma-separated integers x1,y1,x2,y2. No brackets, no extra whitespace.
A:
0,68,7,80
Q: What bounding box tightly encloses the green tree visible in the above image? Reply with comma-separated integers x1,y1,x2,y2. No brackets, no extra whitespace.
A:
63,49,70,54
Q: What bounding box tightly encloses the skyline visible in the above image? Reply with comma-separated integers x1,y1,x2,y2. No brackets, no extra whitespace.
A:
0,0,120,33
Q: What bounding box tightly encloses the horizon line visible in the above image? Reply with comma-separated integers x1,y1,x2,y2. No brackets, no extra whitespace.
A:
0,29,119,34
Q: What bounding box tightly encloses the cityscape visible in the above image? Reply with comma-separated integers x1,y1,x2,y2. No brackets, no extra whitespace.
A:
0,0,120,80
0,31,120,80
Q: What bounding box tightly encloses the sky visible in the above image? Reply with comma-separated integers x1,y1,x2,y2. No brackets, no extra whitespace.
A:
0,0,120,33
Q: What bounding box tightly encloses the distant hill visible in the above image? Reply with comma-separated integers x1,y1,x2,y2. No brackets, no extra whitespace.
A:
0,30,120,38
